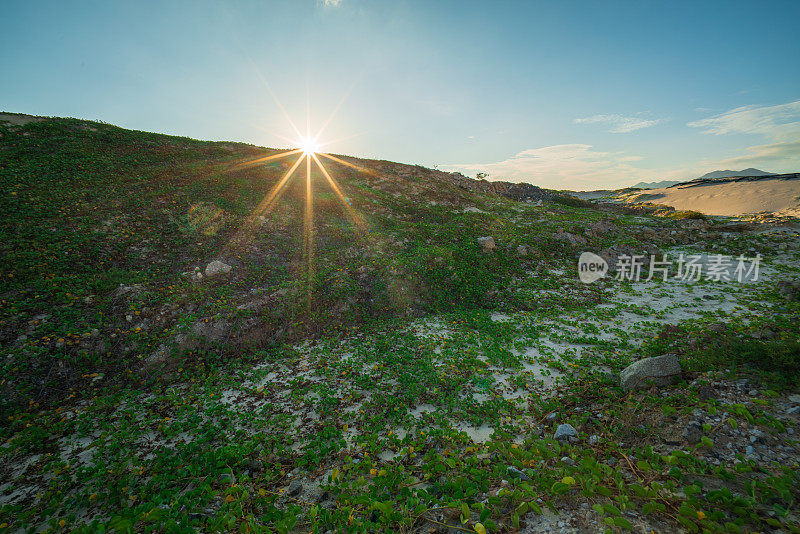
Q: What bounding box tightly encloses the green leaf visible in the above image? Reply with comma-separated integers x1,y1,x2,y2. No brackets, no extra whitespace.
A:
612,517,633,530
603,504,621,517
461,502,470,524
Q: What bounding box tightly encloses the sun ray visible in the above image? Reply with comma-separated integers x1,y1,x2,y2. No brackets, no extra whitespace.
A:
251,124,302,148
310,153,368,233
313,74,361,141
304,153,314,310
249,59,304,140
318,152,379,178
316,132,366,150
226,152,305,249
229,149,303,172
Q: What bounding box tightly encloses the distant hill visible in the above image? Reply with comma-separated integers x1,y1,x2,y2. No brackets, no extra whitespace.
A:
632,169,773,190
632,179,681,189
697,168,773,180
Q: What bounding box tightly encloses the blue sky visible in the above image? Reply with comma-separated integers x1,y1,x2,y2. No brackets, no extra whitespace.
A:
2,0,799,190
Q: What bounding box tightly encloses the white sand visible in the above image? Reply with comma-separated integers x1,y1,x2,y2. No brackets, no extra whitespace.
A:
628,178,800,216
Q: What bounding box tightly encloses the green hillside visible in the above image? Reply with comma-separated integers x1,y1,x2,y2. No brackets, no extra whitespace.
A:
1,114,799,533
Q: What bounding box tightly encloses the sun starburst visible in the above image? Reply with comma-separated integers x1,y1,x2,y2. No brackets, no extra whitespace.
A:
225,95,374,313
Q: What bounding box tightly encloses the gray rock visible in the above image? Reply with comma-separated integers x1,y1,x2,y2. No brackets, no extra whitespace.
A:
560,456,575,466
477,236,496,251
205,260,232,277
507,466,530,481
588,435,600,445
683,421,702,445
287,480,303,496
620,353,681,390
787,405,800,415
554,423,578,441
546,412,559,422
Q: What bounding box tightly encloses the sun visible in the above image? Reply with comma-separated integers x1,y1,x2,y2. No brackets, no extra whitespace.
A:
299,136,320,155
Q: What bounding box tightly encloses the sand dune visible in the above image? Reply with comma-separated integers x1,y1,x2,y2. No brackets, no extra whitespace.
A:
621,175,800,216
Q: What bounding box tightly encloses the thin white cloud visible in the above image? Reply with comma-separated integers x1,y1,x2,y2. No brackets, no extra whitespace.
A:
687,99,800,173
687,100,800,141
698,141,800,170
321,0,343,6
574,114,664,133
441,144,657,190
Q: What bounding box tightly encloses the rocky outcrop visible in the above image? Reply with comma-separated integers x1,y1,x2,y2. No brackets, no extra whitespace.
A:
448,173,557,202
620,354,681,390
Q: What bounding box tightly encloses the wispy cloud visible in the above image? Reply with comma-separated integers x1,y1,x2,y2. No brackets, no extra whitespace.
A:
687,100,800,141
574,114,665,133
321,0,343,6
442,144,656,190
697,141,800,170
688,99,800,172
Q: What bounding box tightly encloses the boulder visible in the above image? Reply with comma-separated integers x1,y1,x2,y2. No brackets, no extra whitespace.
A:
620,353,681,390
205,260,232,277
476,236,496,251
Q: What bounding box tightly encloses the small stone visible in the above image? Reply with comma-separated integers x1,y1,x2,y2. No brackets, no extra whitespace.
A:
287,480,303,496
554,423,578,441
749,389,759,396
546,412,559,422
588,435,600,445
745,445,756,457
560,456,575,466
682,421,702,445
787,406,800,415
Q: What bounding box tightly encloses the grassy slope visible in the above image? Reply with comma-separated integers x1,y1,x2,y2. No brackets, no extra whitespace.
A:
0,115,799,533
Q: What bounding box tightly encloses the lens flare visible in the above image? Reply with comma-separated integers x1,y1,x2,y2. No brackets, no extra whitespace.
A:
300,136,320,155
225,97,374,313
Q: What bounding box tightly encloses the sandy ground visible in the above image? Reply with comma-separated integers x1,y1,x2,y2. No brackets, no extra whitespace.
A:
624,178,800,216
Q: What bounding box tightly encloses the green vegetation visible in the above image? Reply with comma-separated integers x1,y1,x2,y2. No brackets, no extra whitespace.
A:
1,116,799,532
